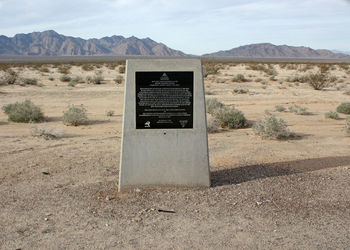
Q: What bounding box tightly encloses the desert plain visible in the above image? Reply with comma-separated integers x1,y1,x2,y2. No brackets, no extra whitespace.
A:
0,60,350,249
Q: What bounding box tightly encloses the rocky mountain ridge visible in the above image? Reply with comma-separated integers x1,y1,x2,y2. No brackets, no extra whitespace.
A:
0,30,186,56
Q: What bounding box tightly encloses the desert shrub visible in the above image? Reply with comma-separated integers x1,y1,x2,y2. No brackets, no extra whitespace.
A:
233,88,248,94
255,78,263,82
325,111,340,120
207,116,219,133
82,64,94,71
119,65,125,74
48,77,54,81
91,74,104,84
106,110,115,116
232,74,249,82
287,75,308,83
216,78,226,83
68,81,76,87
214,106,248,129
114,75,123,84
343,90,350,96
275,105,286,112
62,105,88,126
307,72,329,90
253,115,294,140
288,105,310,115
72,76,84,83
329,75,338,83
60,75,71,82
345,117,350,135
246,63,277,76
58,65,71,74
39,66,50,73
203,64,218,77
336,102,350,114
22,78,38,85
269,76,277,81
0,70,18,85
106,62,119,70
2,100,44,123
206,98,224,115
29,124,65,139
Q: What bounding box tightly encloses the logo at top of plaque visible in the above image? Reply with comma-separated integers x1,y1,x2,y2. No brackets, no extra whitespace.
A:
160,73,169,81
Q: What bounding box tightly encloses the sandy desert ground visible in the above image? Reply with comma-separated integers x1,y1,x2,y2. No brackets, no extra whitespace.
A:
0,61,350,249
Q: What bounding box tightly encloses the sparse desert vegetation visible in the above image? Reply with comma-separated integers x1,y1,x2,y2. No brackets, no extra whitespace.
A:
1,60,350,249
2,99,44,123
253,114,294,139
336,102,350,114
62,105,88,126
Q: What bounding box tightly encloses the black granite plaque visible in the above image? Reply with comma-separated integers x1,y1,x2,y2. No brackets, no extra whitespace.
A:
136,71,193,129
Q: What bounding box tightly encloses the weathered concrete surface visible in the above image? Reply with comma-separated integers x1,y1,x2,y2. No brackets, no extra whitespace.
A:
119,59,210,191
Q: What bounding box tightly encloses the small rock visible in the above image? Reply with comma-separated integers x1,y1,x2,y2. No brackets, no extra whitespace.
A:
44,217,48,221
135,188,141,193
105,223,109,227
133,216,142,222
106,196,111,201
54,184,62,188
256,201,263,206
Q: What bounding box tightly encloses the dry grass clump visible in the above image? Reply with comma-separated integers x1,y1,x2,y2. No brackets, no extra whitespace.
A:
202,63,223,77
286,75,308,83
114,75,123,84
233,88,249,94
336,102,350,114
86,74,104,84
119,65,126,74
325,111,340,120
60,75,71,82
206,98,224,115
29,124,65,139
288,105,310,115
253,115,294,140
214,106,248,129
82,64,95,71
205,98,247,129
58,65,71,74
39,66,50,73
2,100,44,123
275,105,286,112
0,69,18,85
206,116,219,133
232,74,249,83
106,110,115,117
62,105,88,126
21,78,38,85
246,63,277,76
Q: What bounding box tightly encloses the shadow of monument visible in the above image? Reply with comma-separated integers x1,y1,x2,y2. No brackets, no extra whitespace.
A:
211,156,350,187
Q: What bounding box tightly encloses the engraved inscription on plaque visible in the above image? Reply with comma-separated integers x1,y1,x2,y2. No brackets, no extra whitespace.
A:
136,72,193,129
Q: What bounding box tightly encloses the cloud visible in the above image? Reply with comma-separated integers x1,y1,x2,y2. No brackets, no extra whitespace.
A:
0,0,349,54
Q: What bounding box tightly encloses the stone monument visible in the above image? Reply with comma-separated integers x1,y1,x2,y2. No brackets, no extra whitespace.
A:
118,59,210,191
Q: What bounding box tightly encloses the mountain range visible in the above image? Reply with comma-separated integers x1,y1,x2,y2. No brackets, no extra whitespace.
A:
0,30,349,59
0,30,185,57
203,43,350,59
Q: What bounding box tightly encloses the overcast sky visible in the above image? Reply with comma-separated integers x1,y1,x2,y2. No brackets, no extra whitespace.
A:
0,0,349,55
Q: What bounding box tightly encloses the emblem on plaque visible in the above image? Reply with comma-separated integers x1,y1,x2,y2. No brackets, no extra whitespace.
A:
160,73,169,81
179,120,188,128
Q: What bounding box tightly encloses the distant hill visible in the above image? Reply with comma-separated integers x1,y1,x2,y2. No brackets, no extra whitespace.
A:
203,43,350,59
0,30,186,57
